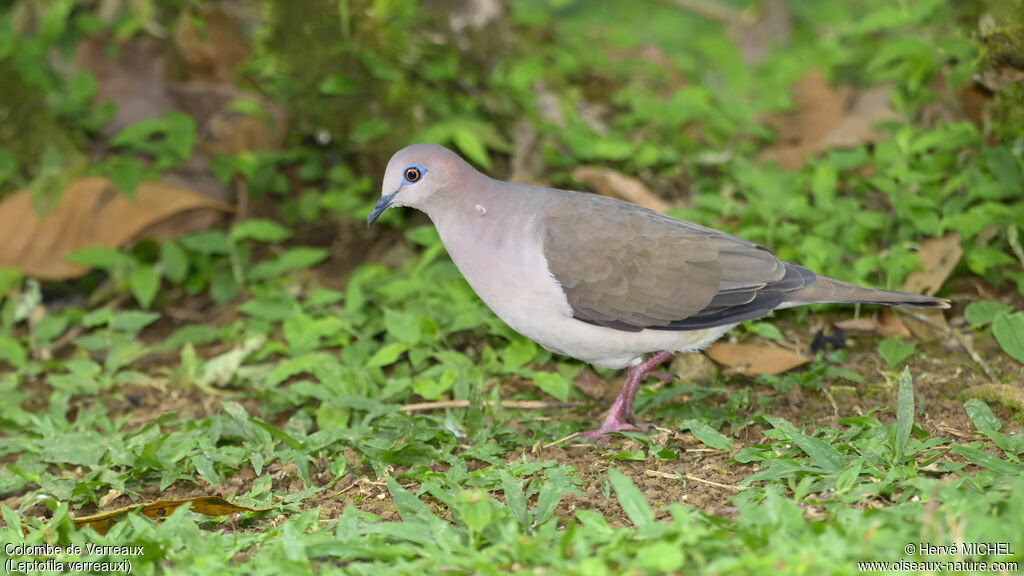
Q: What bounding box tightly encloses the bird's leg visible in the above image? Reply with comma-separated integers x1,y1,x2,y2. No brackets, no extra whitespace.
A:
580,350,678,441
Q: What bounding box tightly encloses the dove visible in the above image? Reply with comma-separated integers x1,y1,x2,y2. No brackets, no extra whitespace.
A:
367,144,948,439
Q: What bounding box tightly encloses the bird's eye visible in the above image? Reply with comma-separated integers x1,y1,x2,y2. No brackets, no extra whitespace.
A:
403,166,423,183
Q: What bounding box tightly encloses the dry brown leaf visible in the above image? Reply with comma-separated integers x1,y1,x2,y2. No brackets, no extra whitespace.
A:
899,234,958,342
902,308,949,342
72,496,276,535
0,177,232,280
704,342,810,376
817,85,900,151
758,69,848,170
904,234,963,296
173,4,252,84
877,308,912,339
98,489,123,509
573,366,609,401
77,36,176,137
572,166,670,212
834,317,878,332
760,71,905,170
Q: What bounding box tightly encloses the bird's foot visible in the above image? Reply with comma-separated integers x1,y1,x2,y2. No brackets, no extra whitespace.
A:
647,370,678,383
579,350,679,443
577,420,644,443
578,407,657,442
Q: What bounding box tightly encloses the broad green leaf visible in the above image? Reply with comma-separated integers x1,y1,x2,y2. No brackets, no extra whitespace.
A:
765,416,844,472
455,490,494,536
500,471,529,528
230,219,293,243
366,343,408,368
535,467,575,525
384,308,421,345
180,230,231,254
386,476,439,526
112,311,160,333
128,266,160,309
950,444,1021,476
607,467,654,530
248,248,328,280
530,371,569,402
160,241,189,283
680,419,733,451
992,312,1024,364
834,459,863,494
894,367,914,463
107,156,145,196
453,128,491,169
65,246,135,272
502,338,537,371
637,542,685,572
964,398,1001,434
964,301,1012,327
878,338,915,368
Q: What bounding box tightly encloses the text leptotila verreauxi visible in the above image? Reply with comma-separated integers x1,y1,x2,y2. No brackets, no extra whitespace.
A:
367,144,949,439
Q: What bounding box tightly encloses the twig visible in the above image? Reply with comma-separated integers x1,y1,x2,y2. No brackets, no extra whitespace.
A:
644,468,746,491
542,432,580,449
399,399,582,413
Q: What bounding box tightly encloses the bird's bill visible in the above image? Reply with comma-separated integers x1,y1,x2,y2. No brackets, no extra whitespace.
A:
366,190,398,227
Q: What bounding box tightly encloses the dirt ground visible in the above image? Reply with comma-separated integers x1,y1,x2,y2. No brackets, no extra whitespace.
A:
6,269,1022,532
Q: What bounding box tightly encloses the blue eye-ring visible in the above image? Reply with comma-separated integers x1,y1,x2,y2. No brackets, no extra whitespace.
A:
403,164,427,184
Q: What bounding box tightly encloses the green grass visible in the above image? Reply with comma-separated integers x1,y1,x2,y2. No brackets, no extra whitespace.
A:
2,0,1024,574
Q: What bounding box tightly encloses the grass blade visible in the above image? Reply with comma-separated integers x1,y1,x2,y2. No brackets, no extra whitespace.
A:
894,367,914,463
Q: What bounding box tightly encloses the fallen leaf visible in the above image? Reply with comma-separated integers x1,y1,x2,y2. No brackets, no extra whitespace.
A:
903,234,962,296
0,177,232,280
758,69,848,170
817,85,901,151
98,489,123,508
759,71,904,170
573,366,608,401
877,308,912,339
572,166,670,212
72,496,277,535
76,36,175,138
704,342,810,376
902,308,949,342
173,3,252,84
834,317,878,332
958,82,990,127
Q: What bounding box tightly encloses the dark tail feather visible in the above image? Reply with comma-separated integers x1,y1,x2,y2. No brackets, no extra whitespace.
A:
784,275,950,309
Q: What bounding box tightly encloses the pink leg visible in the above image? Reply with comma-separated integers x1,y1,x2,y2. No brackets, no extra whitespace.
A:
579,350,678,441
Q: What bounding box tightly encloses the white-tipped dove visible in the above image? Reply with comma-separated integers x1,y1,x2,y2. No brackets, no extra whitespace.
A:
367,143,949,439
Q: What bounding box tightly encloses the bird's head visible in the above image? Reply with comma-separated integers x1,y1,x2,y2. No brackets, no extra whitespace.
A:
367,143,474,227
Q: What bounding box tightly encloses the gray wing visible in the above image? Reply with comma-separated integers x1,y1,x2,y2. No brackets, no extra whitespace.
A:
541,191,815,332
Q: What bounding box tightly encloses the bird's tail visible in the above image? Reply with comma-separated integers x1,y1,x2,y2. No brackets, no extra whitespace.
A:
784,275,950,309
